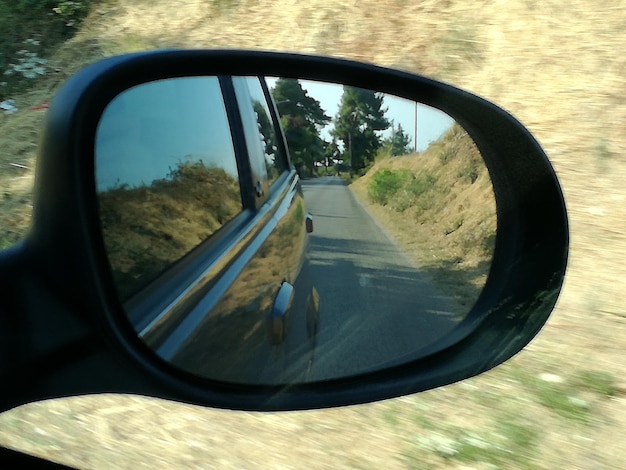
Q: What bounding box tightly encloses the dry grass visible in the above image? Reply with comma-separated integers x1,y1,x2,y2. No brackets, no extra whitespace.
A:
1,0,626,468
0,99,44,248
351,124,496,310
99,162,242,299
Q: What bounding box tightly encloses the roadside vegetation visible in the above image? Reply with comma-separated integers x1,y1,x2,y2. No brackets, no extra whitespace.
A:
352,123,496,310
98,161,242,300
270,77,392,178
0,1,97,249
1,1,626,469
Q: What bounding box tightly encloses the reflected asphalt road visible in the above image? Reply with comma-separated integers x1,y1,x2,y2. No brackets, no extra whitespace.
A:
300,176,461,381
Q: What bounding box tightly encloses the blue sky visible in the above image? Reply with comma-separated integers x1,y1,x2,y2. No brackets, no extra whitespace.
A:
269,78,455,153
96,77,457,191
96,77,238,191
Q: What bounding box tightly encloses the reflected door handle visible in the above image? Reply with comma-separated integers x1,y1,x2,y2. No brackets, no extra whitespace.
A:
268,281,295,345
255,180,264,197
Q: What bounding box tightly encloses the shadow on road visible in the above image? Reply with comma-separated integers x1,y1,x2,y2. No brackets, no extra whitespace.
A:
298,175,490,381
303,233,465,380
301,176,347,187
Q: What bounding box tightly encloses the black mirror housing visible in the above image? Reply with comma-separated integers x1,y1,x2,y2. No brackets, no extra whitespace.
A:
0,50,568,412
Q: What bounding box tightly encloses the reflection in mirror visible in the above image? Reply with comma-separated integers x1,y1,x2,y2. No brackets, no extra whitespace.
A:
95,76,496,386
95,77,242,301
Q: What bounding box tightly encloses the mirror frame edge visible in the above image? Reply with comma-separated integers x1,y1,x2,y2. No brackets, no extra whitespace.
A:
2,49,568,412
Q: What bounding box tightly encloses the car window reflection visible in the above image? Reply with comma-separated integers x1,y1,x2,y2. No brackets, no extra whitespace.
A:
234,77,288,188
95,77,243,301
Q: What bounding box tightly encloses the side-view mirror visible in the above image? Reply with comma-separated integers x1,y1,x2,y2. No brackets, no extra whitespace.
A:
0,50,568,412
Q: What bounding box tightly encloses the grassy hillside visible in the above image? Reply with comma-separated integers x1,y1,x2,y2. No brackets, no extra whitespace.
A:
99,161,242,300
0,1,104,248
352,124,496,310
1,1,626,468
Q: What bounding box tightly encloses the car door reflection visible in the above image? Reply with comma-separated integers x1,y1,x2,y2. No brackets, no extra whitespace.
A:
169,180,315,384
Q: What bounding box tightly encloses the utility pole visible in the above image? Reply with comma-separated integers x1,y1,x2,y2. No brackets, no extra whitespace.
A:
349,110,357,175
414,101,418,153
348,131,352,174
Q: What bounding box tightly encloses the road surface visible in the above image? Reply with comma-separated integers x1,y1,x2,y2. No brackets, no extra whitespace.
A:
164,176,465,385
299,176,462,381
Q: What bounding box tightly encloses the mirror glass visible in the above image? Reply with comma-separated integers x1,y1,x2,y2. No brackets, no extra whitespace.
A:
95,76,496,385
95,77,243,301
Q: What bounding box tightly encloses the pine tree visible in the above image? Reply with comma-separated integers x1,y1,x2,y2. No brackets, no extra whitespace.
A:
385,123,412,156
331,86,390,172
271,79,330,176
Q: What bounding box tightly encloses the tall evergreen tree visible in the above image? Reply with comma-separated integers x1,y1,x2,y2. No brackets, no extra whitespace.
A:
323,137,341,167
271,79,330,176
332,86,390,171
384,123,412,156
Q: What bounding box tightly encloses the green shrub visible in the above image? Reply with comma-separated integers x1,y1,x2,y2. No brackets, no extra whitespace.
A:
368,168,413,205
392,172,437,213
406,173,436,197
0,1,93,96
3,41,48,79
53,1,88,27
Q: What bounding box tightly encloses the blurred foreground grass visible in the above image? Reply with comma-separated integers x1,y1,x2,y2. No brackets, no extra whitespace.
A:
1,0,626,468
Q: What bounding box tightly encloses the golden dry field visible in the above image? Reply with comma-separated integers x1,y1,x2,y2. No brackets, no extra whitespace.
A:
1,1,626,468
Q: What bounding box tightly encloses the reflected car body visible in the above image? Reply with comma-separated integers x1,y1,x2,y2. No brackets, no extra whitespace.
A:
96,75,319,384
